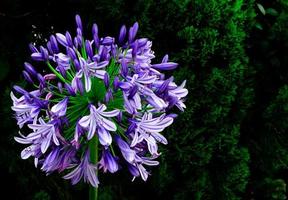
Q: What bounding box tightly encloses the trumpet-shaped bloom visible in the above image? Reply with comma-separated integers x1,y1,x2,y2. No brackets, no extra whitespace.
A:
63,151,99,187
78,104,119,144
51,97,68,117
99,148,119,173
11,91,42,128
130,113,173,155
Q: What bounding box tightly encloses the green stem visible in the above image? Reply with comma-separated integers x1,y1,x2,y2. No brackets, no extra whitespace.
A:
46,62,68,83
81,38,88,60
89,135,99,200
66,70,74,81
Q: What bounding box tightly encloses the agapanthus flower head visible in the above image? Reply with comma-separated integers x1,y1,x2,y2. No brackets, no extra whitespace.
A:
11,14,188,187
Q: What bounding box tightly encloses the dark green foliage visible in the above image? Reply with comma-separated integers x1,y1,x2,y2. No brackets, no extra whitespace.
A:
1,0,288,199
242,0,288,199
259,178,287,200
161,1,254,199
32,191,51,200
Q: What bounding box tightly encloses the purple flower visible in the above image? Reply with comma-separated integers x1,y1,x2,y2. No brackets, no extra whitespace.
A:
132,40,138,58
78,57,108,92
67,47,77,60
123,91,141,114
31,52,45,61
65,31,73,47
152,62,178,70
50,35,59,53
115,135,159,181
12,15,188,187
13,85,27,95
63,151,99,187
113,76,120,91
104,89,113,103
57,82,63,93
92,23,99,48
104,72,110,89
120,60,128,77
115,136,136,163
129,22,139,44
29,43,38,53
16,141,41,168
101,36,115,45
162,54,169,63
41,147,76,174
100,46,108,61
116,111,122,122
55,65,66,78
128,85,138,99
37,73,46,89
99,148,119,173
167,80,188,111
71,75,84,94
53,53,71,68
44,73,57,80
130,113,173,155
24,62,37,77
40,46,49,61
118,25,127,44
78,104,119,144
75,14,83,31
64,83,76,96
23,71,33,84
56,33,68,47
41,147,61,172
85,40,93,58
120,73,168,112
26,118,60,153
11,91,41,128
51,97,68,117
132,155,160,181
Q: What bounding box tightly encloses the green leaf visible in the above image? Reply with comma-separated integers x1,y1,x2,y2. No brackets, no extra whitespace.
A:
266,8,279,16
257,3,266,15
255,22,263,30
88,77,107,102
106,90,124,110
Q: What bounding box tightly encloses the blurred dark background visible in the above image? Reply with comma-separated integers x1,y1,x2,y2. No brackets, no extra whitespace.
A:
1,0,288,199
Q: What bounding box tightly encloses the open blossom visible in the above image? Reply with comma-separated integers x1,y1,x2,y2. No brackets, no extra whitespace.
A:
115,135,159,181
130,113,173,155
63,151,99,187
11,14,188,187
41,146,76,174
99,148,119,173
15,118,60,154
77,58,108,92
11,90,42,128
51,97,68,117
78,104,119,144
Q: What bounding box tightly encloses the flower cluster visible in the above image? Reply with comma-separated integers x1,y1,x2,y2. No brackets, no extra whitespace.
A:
11,15,188,187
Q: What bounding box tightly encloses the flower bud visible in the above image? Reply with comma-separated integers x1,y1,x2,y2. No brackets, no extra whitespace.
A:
118,25,126,45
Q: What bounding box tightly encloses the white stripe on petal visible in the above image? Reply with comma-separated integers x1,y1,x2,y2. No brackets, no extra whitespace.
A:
151,132,168,144
87,120,97,140
41,135,51,153
14,136,32,144
21,145,34,159
98,127,112,146
100,110,120,117
79,115,91,128
94,70,106,79
102,118,117,132
138,164,148,181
